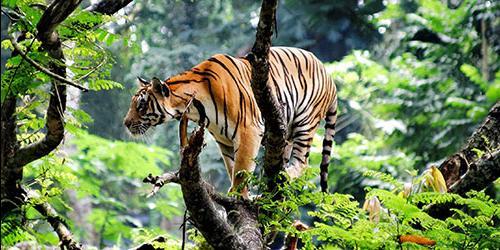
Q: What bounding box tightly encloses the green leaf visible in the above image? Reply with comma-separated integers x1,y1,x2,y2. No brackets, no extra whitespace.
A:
460,64,488,91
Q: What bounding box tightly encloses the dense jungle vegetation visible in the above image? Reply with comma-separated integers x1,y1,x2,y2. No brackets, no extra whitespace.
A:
1,0,498,249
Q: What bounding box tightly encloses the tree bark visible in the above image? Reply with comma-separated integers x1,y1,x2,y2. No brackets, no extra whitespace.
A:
248,0,286,192
86,0,133,14
177,127,263,249
0,96,22,213
33,195,82,250
439,102,500,193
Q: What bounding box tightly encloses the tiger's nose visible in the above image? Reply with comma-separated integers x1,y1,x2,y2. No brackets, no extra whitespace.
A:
124,119,132,128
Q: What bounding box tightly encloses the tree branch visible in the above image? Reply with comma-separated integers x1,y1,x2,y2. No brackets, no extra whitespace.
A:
145,125,264,249
34,202,81,250
2,0,134,216
449,149,500,196
10,0,136,168
9,36,88,91
85,0,133,14
28,189,82,250
9,0,82,169
248,0,286,192
439,102,500,190
177,126,249,249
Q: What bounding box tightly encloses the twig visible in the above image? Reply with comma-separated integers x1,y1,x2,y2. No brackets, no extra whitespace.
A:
75,56,107,82
9,35,89,92
142,171,237,209
142,172,179,197
181,209,187,250
1,36,35,110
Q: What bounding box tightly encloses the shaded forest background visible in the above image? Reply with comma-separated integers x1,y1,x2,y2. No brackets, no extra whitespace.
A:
1,0,498,249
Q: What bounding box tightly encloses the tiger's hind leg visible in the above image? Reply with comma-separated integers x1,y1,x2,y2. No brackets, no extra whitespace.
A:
286,118,321,179
217,142,235,182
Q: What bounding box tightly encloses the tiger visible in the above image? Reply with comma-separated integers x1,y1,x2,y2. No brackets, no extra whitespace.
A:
123,47,337,197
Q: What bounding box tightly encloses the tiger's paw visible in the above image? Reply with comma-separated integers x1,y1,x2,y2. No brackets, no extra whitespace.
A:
228,186,249,200
285,163,308,179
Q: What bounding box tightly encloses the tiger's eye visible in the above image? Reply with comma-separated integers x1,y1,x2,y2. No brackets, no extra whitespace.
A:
136,96,148,114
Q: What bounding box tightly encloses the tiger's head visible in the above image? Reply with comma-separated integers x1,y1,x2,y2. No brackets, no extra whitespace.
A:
123,77,182,135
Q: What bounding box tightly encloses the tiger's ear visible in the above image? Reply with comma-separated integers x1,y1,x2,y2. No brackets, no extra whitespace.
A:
152,77,169,97
137,76,150,87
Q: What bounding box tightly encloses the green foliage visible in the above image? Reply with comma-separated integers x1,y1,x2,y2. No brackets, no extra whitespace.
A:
187,228,214,250
1,213,36,246
369,0,498,164
131,228,181,249
253,168,499,249
1,0,124,102
67,130,184,247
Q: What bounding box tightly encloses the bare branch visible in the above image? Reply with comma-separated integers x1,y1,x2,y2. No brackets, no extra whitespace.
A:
9,36,88,91
143,172,179,197
177,126,243,248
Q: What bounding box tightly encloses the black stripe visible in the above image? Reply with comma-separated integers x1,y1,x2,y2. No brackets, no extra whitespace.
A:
292,155,305,164
193,99,207,126
326,110,337,116
325,123,336,129
167,79,205,85
294,142,311,149
323,139,333,147
205,77,218,124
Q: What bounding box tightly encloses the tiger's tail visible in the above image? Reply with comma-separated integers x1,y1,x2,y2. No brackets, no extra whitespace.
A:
320,99,338,193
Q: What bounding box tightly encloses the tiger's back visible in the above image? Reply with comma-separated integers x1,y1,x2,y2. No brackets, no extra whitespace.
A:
190,47,336,137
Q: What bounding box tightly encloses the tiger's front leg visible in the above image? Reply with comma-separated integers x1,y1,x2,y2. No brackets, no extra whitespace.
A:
230,129,262,199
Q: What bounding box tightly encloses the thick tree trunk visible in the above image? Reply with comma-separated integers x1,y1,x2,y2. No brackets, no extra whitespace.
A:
248,0,286,192
178,127,263,249
0,96,22,213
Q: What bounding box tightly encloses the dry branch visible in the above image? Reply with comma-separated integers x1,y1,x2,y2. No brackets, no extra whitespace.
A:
143,125,263,249
143,172,179,197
